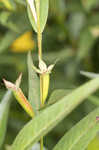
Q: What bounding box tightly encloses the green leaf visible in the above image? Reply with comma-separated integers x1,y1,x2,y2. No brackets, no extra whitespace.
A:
47,89,71,105
27,52,40,115
68,12,86,40
27,4,37,33
1,0,16,10
12,77,99,150
27,0,49,33
87,135,99,150
80,71,99,79
53,108,99,150
40,89,72,110
40,0,49,32
14,0,26,5
0,31,18,53
88,96,99,107
50,0,66,19
76,28,96,61
0,11,19,32
0,90,12,148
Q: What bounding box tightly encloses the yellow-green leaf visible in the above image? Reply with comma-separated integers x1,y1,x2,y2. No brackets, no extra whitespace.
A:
27,0,49,33
0,90,12,148
53,108,99,150
27,52,40,115
12,77,99,150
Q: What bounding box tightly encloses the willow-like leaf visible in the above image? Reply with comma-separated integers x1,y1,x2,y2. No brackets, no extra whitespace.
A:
0,90,12,148
53,108,99,150
12,77,99,150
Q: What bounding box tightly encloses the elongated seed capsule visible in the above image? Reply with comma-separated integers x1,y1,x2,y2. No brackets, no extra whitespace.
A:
33,58,55,105
3,79,34,118
41,73,50,104
13,88,34,118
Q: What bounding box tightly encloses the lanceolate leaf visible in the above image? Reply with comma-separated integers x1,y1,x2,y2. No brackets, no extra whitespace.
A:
87,135,99,150
80,71,99,79
0,31,18,53
39,89,70,110
76,28,95,61
27,52,40,115
0,90,12,148
12,77,99,150
27,1,37,33
47,89,71,105
27,0,49,33
40,0,49,32
0,11,19,32
53,108,99,150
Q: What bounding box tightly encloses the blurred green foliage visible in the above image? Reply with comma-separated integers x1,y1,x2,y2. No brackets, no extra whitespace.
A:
0,0,99,149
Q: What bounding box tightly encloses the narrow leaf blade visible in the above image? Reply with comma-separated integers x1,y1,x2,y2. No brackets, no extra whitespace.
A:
27,4,37,33
80,71,99,79
0,31,17,53
53,108,99,150
12,77,99,150
27,0,49,33
0,90,12,148
48,89,71,105
40,0,49,32
27,52,40,115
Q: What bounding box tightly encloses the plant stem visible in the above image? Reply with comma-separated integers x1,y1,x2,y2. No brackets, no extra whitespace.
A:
35,0,43,150
38,32,42,59
35,0,42,59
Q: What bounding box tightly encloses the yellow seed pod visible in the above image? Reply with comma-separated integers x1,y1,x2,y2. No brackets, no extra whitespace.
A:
42,73,50,104
11,31,35,53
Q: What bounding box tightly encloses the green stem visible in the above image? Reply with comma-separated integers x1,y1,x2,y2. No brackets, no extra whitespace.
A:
35,0,42,59
35,0,43,150
40,75,44,150
38,32,42,59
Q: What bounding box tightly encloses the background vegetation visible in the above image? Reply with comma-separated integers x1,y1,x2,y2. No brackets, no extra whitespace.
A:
0,0,99,149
